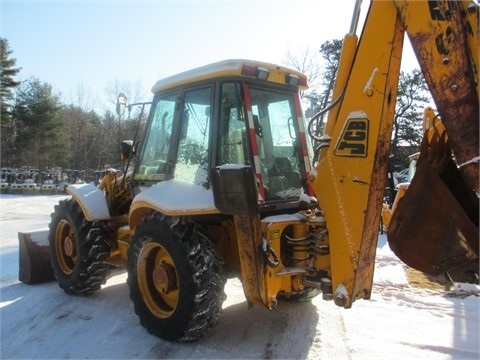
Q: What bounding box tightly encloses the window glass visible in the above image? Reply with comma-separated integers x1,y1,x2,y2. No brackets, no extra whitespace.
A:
136,93,176,181
249,87,305,200
175,86,212,185
218,82,249,166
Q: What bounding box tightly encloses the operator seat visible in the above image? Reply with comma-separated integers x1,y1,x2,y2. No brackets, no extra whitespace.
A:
267,157,301,197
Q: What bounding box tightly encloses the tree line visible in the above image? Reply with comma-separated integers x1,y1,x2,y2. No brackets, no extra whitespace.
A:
1,37,429,181
0,38,147,179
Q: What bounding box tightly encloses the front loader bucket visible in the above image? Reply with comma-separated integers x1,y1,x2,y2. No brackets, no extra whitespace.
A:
387,131,479,283
18,231,55,284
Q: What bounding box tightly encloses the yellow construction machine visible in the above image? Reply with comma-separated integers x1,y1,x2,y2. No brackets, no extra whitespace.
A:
18,0,478,341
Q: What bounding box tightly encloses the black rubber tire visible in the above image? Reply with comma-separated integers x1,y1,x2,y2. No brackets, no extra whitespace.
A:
48,198,111,295
127,213,226,342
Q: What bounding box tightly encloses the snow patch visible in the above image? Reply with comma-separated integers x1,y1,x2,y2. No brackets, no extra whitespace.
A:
1,194,478,359
452,282,480,297
132,179,217,213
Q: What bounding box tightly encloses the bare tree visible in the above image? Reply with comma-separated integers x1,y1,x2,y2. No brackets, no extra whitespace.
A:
69,81,98,111
104,78,146,109
283,46,323,89
286,39,343,139
103,78,147,143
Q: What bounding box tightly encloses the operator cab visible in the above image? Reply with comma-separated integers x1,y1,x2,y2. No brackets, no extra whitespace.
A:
131,59,313,213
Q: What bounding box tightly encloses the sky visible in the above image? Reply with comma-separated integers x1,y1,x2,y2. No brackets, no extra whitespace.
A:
1,0,417,112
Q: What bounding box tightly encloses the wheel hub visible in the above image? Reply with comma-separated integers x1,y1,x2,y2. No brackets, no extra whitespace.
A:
153,263,177,294
64,236,74,257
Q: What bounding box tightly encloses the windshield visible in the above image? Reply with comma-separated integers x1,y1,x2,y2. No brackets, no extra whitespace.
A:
249,87,307,201
135,93,176,182
135,86,213,187
217,82,308,202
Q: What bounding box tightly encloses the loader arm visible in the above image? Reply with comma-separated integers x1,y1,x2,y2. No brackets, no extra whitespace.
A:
309,0,479,307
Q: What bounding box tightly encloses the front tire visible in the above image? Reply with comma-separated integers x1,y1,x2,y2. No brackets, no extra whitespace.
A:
127,213,226,341
48,198,111,295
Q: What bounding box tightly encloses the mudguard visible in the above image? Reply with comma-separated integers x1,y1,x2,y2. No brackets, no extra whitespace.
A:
67,183,110,221
18,185,110,284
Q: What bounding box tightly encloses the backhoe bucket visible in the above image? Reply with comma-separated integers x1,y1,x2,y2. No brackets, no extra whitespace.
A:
387,131,479,283
18,231,55,284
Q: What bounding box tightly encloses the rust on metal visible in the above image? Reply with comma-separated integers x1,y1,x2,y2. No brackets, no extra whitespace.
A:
387,131,479,276
153,263,176,293
18,231,55,284
233,213,266,307
400,0,479,194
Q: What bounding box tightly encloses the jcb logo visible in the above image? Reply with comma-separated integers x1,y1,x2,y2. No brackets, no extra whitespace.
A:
335,118,368,157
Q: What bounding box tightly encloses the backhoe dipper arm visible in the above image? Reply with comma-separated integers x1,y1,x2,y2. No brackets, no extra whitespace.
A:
309,0,479,307
310,0,404,308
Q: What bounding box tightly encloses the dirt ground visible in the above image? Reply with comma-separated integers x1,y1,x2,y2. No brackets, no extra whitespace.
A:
404,266,450,291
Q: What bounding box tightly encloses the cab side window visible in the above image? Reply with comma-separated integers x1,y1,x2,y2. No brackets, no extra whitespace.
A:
218,82,249,166
174,86,213,185
136,93,176,181
250,87,305,200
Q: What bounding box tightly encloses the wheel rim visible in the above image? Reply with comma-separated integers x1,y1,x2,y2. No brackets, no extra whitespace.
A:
137,241,179,318
55,219,77,275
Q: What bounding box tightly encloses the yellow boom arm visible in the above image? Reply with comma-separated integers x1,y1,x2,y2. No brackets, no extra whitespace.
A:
310,0,478,307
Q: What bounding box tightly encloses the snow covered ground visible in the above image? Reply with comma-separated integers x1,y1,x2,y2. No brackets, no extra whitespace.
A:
1,194,479,359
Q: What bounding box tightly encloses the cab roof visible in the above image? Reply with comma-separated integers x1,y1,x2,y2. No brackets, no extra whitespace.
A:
151,59,309,93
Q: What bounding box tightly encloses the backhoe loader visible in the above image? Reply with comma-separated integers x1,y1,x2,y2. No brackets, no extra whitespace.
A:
18,0,478,341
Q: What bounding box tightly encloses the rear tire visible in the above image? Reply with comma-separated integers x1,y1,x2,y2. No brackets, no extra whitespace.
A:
48,198,111,295
127,213,226,341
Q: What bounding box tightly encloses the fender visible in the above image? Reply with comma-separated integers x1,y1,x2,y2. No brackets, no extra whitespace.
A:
129,180,219,228
67,183,110,221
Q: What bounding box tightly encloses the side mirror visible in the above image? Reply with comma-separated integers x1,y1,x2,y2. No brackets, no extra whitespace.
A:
120,140,134,160
116,93,127,116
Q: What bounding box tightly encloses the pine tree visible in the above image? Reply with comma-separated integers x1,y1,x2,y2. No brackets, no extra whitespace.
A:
392,69,430,168
14,77,66,169
0,38,21,113
1,38,22,167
